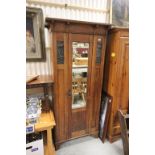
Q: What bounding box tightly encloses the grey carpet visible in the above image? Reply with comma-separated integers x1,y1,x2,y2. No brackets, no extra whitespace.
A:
56,136,124,155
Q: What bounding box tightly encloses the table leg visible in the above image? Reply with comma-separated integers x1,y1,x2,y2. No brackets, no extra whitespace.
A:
47,128,56,155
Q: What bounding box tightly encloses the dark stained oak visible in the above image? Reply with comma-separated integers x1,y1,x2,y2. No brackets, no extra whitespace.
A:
46,18,109,148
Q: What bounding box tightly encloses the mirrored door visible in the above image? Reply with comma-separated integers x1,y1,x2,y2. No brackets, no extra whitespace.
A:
72,42,89,109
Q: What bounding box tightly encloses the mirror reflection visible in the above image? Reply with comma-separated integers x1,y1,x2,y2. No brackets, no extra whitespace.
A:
72,42,89,109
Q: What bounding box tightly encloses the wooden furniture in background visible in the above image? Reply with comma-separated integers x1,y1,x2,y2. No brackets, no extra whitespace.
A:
26,75,53,86
103,28,129,142
26,75,54,109
46,18,110,148
26,75,39,83
26,75,56,155
118,110,129,155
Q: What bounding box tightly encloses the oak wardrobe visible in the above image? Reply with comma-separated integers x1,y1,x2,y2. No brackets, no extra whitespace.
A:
46,18,109,148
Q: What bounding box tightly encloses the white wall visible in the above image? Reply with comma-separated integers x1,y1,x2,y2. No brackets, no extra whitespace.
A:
26,0,111,75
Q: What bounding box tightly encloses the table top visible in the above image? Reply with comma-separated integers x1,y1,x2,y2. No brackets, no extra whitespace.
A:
35,111,56,132
26,75,54,85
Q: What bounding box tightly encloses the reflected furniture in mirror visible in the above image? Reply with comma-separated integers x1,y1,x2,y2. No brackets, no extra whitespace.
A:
72,42,89,109
46,18,110,148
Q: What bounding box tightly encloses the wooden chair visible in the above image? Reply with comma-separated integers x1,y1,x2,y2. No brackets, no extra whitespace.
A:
118,110,129,155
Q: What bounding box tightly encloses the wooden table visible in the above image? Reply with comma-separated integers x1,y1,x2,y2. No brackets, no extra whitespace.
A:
26,75,54,88
35,111,56,155
26,75,55,155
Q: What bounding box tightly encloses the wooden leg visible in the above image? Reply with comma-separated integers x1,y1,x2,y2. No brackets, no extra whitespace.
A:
47,128,56,155
118,110,129,155
55,143,61,150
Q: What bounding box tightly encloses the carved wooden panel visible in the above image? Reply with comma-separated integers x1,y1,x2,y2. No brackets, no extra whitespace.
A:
71,109,87,134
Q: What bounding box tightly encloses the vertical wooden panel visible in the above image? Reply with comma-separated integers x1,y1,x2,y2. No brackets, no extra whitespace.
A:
90,35,107,134
103,28,129,142
57,69,66,141
119,39,129,110
91,68,101,128
53,32,69,144
71,109,86,134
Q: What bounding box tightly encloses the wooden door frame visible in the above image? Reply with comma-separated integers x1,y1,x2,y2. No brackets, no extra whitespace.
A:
68,33,93,139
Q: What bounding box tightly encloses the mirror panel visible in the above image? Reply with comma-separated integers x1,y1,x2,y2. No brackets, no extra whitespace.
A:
72,42,89,109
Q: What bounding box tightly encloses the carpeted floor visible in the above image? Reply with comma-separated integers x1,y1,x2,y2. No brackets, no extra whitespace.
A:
56,136,124,155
